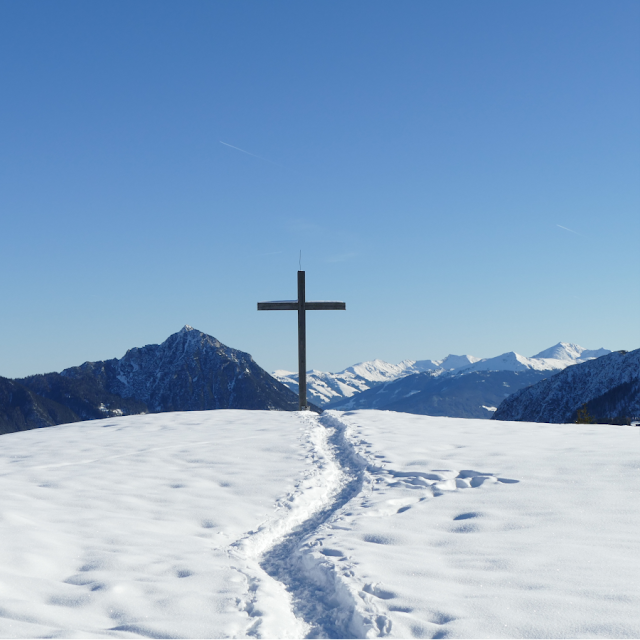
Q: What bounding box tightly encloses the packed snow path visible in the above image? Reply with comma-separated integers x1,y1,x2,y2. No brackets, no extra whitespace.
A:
234,412,523,638
255,413,368,638
0,410,639,638
255,418,363,640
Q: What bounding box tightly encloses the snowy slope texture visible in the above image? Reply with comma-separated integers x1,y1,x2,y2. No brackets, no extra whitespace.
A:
329,369,553,418
17,326,300,428
0,376,79,435
493,348,640,423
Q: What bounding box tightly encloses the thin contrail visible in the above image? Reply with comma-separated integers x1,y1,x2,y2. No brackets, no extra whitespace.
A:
557,224,581,236
220,141,270,162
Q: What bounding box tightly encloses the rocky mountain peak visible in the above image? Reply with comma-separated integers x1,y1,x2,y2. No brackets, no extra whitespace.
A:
12,328,300,428
159,326,224,354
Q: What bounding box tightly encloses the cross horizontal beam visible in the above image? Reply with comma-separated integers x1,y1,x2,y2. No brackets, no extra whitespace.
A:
258,301,346,311
257,271,346,411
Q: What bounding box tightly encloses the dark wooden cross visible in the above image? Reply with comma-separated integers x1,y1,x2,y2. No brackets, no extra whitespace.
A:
258,271,346,411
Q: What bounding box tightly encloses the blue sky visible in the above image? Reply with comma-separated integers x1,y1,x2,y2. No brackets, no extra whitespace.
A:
1,0,638,378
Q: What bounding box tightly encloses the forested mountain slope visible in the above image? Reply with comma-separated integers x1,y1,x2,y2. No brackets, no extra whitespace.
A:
4,326,300,434
492,349,640,423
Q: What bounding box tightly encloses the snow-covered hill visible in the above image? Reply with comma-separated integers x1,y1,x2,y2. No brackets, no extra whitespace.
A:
493,348,640,423
1,409,638,638
276,342,611,408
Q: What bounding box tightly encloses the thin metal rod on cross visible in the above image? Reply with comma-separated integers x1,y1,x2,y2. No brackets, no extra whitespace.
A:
258,271,346,411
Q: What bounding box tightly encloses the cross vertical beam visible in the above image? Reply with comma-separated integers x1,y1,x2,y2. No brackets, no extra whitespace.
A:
297,271,307,410
257,271,346,411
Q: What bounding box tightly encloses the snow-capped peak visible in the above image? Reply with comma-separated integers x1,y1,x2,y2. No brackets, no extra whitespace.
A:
459,352,540,373
411,359,442,372
273,369,297,378
531,342,586,361
180,325,196,334
438,354,482,371
342,359,416,383
530,342,611,363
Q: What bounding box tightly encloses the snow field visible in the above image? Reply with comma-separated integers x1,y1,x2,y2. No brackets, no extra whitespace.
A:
0,408,639,638
315,411,640,638
0,411,317,638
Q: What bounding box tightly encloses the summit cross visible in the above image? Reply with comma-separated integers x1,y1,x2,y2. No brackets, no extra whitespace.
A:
258,271,346,411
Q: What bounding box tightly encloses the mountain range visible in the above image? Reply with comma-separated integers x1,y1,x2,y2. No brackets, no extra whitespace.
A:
273,343,611,411
493,349,640,424
0,331,624,435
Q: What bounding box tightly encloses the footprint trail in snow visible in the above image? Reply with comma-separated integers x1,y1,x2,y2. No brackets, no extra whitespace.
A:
229,410,519,639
